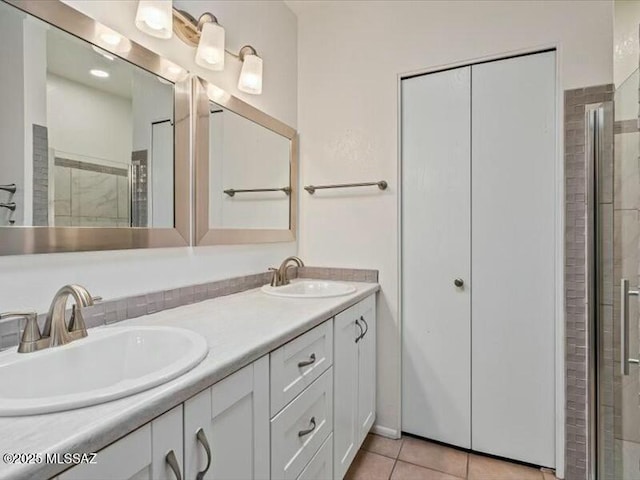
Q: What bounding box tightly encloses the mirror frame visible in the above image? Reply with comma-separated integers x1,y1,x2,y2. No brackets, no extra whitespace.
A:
194,77,298,245
0,0,190,255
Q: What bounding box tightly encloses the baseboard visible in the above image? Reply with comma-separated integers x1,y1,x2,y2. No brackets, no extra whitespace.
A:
371,424,401,439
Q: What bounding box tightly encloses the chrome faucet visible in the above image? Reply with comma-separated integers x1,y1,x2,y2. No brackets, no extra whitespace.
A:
269,256,304,287
43,284,96,347
0,284,98,353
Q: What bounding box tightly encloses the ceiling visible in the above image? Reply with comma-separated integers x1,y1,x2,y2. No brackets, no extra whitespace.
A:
46,26,139,100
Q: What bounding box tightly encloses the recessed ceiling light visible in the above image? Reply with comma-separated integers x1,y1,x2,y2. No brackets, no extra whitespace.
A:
90,69,110,79
92,46,115,61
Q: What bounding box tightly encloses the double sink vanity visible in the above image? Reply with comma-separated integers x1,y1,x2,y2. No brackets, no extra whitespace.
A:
0,1,380,479
0,268,378,480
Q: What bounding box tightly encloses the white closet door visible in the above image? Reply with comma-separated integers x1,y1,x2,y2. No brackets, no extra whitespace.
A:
401,66,471,448
471,51,556,467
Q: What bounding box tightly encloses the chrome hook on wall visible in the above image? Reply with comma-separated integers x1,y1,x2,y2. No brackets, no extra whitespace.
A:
0,184,16,195
0,202,16,212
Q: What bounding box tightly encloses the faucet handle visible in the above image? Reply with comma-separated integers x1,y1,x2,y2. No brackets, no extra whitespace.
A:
0,311,43,353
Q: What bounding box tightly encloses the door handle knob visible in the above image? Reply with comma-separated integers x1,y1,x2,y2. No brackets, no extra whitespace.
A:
454,278,464,288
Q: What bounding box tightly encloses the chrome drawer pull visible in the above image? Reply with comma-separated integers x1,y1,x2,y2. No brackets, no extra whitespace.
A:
165,450,182,480
298,353,316,368
355,318,364,343
360,316,369,339
196,428,212,480
298,417,317,437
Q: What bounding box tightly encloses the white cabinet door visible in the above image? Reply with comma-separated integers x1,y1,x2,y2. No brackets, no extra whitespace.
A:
401,65,472,448
333,303,360,480
184,356,270,480
151,406,184,480
471,51,556,467
357,295,376,444
59,426,153,480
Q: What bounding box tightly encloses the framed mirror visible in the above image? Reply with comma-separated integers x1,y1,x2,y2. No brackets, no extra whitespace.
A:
194,78,298,245
0,0,190,255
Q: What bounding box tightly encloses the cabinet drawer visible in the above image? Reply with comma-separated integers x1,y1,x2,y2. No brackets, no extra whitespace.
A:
297,433,333,480
270,320,333,416
271,367,334,480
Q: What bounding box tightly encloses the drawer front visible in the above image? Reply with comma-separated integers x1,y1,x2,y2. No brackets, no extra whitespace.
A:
270,320,333,416
271,367,334,480
297,433,333,480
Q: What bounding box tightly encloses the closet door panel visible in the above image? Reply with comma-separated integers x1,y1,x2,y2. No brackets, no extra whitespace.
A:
471,51,556,467
401,66,471,448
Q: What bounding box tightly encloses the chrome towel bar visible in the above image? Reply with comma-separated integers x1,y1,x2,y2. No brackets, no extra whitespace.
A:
304,180,388,194
0,202,16,211
224,187,291,197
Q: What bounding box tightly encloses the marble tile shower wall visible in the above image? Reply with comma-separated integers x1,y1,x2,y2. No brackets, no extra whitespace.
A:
564,84,614,480
0,267,378,350
54,158,130,227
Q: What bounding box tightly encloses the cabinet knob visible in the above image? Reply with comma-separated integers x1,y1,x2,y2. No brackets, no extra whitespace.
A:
454,278,464,288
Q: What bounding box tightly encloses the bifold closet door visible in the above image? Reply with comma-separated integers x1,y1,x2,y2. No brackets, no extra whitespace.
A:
471,51,556,467
401,66,471,448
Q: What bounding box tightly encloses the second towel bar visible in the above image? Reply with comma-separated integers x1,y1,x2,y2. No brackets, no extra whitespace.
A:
304,180,388,195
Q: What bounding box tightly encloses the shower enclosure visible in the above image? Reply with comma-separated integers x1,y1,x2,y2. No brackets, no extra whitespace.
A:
596,67,640,480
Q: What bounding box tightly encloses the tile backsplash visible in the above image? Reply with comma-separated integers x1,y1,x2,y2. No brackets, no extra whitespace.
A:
0,266,378,350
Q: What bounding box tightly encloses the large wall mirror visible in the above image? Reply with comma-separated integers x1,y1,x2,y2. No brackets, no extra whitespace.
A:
194,78,297,245
0,0,190,254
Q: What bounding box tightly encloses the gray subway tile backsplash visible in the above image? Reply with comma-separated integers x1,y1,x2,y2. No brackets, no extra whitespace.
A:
1,267,377,350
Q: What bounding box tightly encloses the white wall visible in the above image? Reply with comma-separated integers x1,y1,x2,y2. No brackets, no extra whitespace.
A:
47,74,133,166
294,0,613,448
0,0,297,313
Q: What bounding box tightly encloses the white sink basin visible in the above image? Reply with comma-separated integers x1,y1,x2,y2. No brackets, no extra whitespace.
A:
0,326,208,416
262,280,357,298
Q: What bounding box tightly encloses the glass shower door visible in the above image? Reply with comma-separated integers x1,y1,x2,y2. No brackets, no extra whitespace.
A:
600,67,640,480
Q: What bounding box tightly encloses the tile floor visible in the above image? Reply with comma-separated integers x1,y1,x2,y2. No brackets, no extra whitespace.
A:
345,434,558,480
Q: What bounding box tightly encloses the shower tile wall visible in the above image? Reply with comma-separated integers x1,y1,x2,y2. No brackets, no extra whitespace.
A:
32,124,49,227
564,84,614,480
54,158,129,227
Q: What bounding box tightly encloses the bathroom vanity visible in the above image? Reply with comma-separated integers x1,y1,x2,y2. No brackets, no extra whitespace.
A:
0,283,378,480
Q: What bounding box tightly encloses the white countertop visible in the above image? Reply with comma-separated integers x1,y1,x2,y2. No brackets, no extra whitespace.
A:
0,281,379,480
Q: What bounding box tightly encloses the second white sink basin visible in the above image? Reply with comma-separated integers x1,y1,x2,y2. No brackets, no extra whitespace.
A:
262,280,357,298
0,326,208,416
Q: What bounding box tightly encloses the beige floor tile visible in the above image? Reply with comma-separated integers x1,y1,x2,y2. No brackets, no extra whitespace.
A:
363,434,404,459
345,450,396,480
398,437,468,478
391,460,464,480
541,471,558,480
467,454,543,480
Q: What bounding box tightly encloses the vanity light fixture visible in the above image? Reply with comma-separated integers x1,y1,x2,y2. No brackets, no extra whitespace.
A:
89,69,110,79
135,0,173,39
194,15,225,71
236,46,263,95
134,1,264,95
